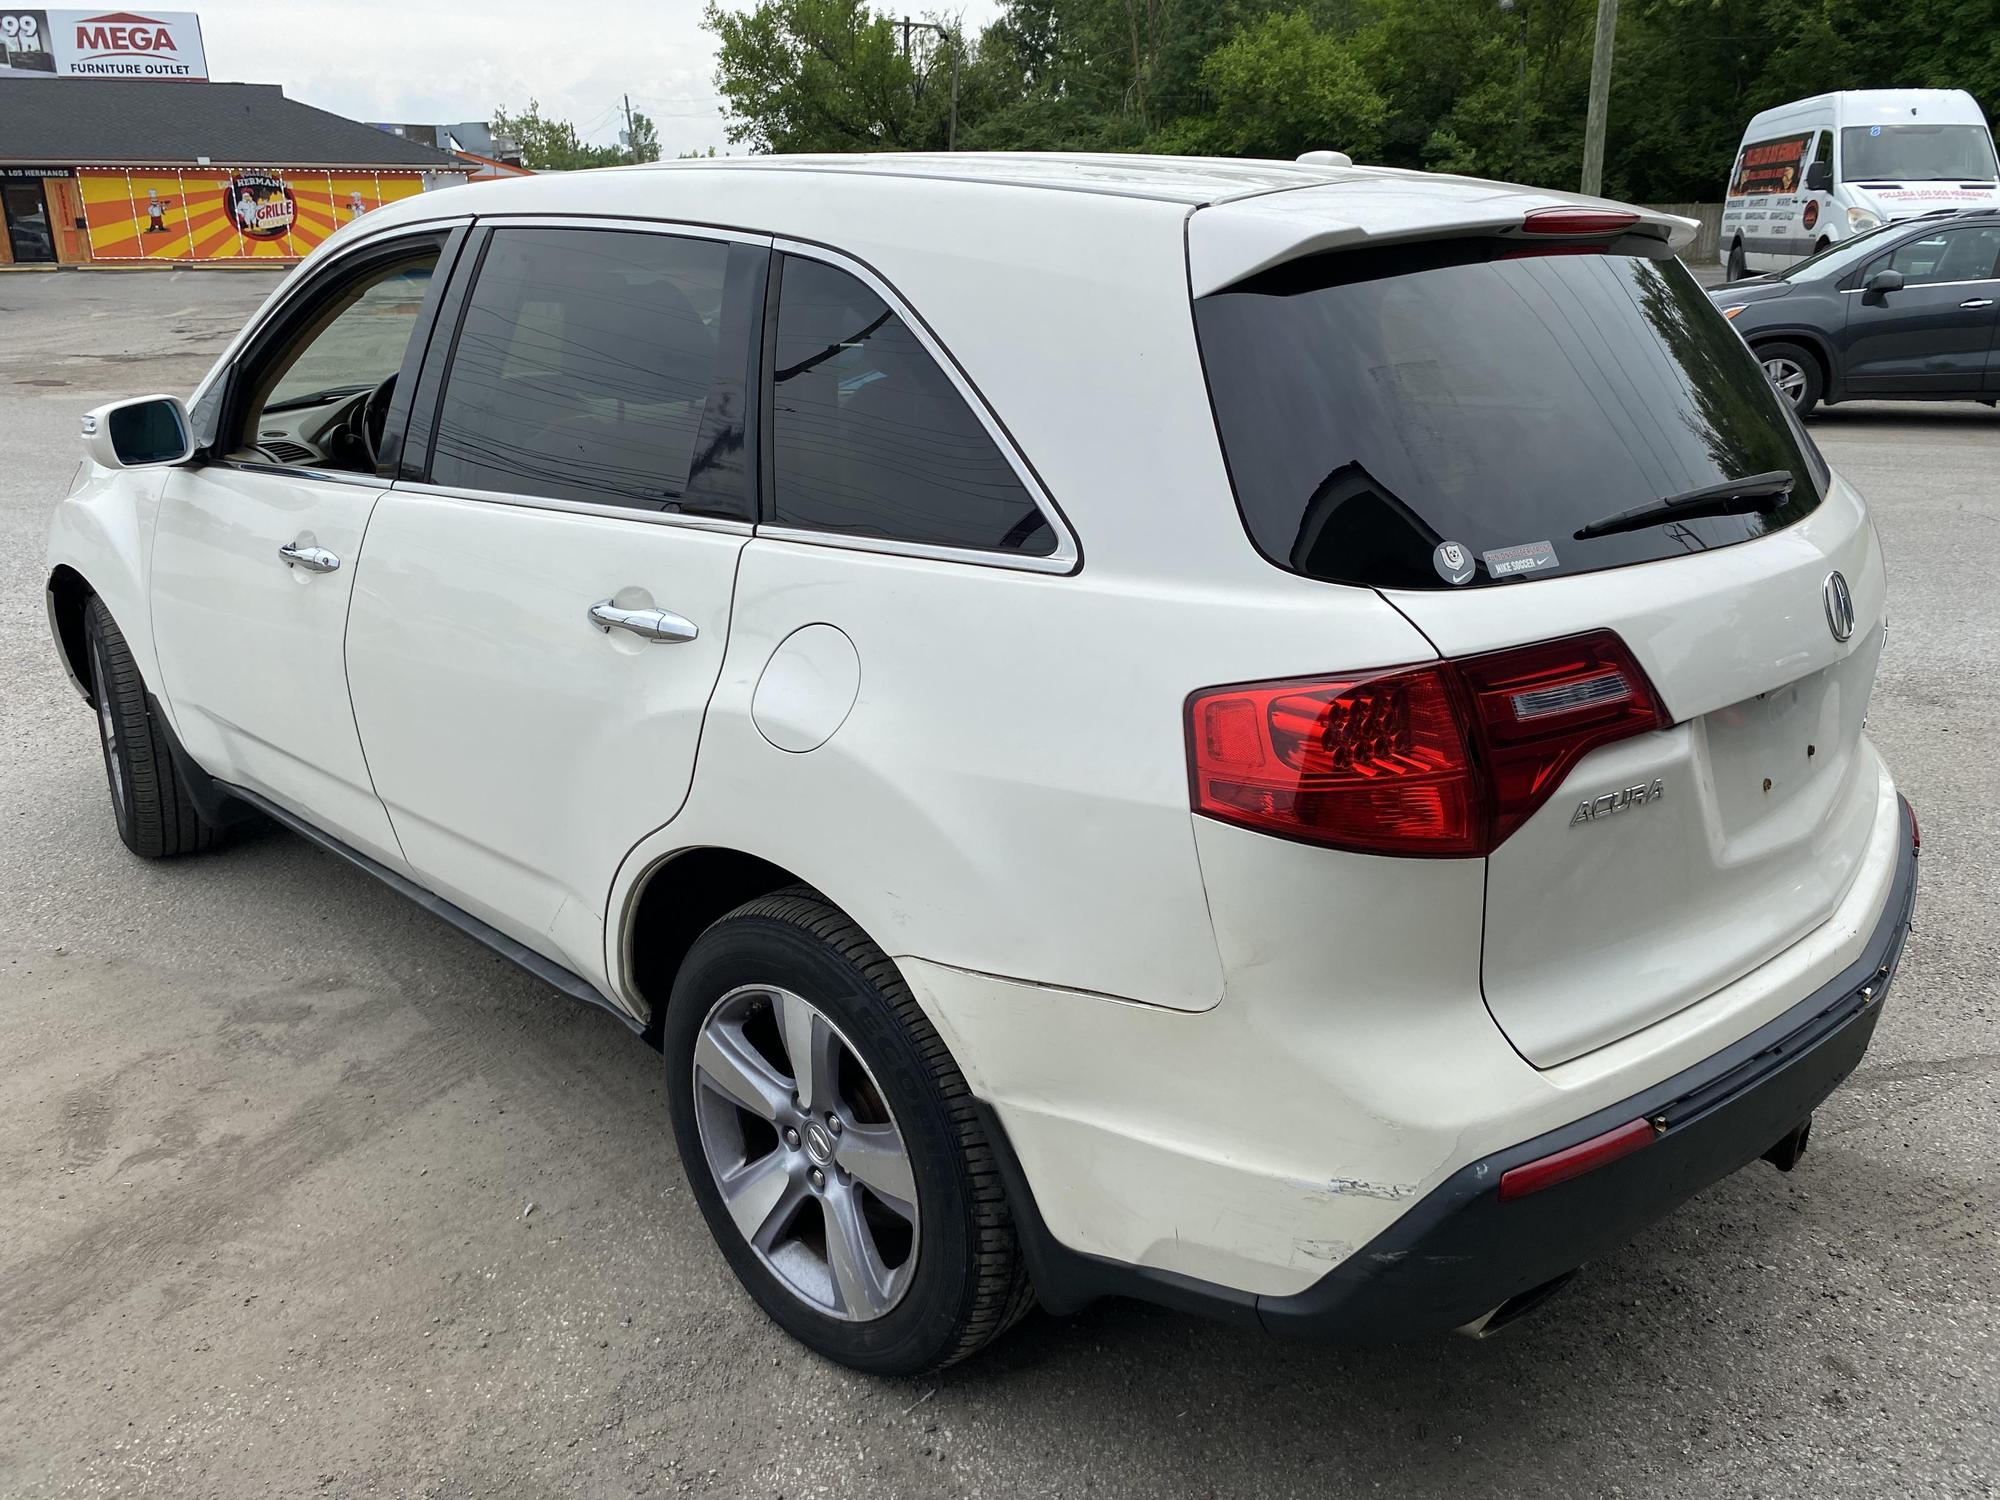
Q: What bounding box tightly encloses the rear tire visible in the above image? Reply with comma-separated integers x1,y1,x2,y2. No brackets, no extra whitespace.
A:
1726,239,1747,282
1755,340,1823,418
83,596,219,859
664,889,1033,1374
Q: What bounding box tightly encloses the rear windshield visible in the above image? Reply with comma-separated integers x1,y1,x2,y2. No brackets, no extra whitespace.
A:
1194,242,1826,591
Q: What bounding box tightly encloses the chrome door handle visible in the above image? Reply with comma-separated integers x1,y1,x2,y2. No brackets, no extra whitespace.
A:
278,542,340,573
1960,298,1994,308
588,599,698,643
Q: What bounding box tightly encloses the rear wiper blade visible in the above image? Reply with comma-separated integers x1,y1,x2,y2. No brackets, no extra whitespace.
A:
1573,470,1795,540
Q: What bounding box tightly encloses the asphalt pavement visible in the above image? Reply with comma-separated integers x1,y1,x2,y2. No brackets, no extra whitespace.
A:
1,269,1994,1498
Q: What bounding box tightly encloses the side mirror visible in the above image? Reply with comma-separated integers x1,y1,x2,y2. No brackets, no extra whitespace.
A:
1862,267,1904,303
81,394,195,469
1804,160,1831,192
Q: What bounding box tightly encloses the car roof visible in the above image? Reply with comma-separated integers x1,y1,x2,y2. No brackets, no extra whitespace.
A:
332,152,1697,296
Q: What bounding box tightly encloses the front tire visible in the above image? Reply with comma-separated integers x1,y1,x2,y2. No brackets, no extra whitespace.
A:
83,596,219,858
1726,238,1747,282
1756,340,1824,417
664,890,1033,1374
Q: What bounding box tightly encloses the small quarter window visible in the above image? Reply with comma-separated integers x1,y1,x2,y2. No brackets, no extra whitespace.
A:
769,255,1053,557
430,227,730,511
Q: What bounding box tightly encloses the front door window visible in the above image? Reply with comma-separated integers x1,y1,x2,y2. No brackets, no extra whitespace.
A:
228,249,439,472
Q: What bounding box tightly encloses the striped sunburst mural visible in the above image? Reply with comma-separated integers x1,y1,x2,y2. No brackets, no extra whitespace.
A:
79,168,426,262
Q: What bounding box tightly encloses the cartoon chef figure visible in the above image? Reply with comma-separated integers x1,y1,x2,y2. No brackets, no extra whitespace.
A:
345,190,366,221
234,185,260,233
145,188,170,234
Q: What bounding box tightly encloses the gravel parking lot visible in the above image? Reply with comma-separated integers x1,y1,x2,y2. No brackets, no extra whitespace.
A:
2,269,1995,1499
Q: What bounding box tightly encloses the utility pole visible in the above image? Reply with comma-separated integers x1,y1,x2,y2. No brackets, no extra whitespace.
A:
622,92,635,164
946,36,959,152
1578,0,1617,196
901,19,958,152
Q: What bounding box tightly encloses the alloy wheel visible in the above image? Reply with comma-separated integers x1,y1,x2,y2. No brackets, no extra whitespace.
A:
1762,355,1808,406
691,984,920,1321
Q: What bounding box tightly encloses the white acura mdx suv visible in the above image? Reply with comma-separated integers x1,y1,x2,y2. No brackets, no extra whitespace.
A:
45,154,1919,1375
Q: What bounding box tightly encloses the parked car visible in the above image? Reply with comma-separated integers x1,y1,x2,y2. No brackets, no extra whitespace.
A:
1712,206,2000,414
45,156,1919,1375
1719,88,2000,279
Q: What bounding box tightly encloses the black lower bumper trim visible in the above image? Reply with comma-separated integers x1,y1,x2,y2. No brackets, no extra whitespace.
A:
983,796,1919,1342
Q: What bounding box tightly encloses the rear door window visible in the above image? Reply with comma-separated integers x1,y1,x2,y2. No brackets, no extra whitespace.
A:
767,254,1055,557
1193,242,1825,590
429,227,730,512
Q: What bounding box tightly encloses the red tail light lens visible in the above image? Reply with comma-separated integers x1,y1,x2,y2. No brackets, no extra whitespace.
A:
1521,206,1641,236
1187,666,1480,855
1187,631,1668,857
1455,631,1669,848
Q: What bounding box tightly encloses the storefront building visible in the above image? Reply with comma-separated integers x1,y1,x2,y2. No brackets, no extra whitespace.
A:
0,78,468,267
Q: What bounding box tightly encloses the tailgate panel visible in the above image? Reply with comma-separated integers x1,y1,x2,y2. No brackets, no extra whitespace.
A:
1386,477,1889,1066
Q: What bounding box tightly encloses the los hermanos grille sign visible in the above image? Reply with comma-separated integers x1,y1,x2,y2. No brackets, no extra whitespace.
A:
0,9,209,78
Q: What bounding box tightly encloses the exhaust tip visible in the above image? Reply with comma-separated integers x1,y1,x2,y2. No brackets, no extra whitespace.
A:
1762,1115,1812,1173
1454,1270,1579,1340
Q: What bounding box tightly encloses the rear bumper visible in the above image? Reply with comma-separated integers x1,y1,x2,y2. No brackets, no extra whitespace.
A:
984,795,1919,1341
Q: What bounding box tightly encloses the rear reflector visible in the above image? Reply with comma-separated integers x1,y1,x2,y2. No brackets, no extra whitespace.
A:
1497,1118,1655,1201
1187,630,1668,857
1522,206,1641,236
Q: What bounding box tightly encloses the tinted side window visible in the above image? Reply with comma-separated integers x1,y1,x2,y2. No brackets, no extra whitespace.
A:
769,255,1053,556
1876,226,2000,285
430,227,729,510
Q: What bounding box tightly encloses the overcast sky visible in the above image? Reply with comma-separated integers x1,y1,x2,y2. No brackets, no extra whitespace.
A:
187,0,998,157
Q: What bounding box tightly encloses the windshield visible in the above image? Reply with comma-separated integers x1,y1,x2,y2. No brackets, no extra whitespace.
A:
1777,219,1910,280
1841,124,1998,182
1194,243,1824,590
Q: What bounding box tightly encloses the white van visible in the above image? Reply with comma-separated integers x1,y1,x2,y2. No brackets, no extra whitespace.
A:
1721,88,2000,278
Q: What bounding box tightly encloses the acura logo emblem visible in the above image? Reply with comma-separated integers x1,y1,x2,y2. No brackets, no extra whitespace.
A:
1823,571,1855,642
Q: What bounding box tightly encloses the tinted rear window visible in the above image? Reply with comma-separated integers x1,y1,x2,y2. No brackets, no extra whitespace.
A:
1194,243,1825,590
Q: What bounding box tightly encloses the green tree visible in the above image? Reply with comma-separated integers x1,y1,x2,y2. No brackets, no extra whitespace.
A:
492,100,627,170
704,0,2000,206
704,0,945,152
627,108,662,163
1173,11,1387,159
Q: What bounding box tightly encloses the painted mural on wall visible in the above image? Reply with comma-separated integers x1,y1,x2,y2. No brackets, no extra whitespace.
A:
79,167,425,261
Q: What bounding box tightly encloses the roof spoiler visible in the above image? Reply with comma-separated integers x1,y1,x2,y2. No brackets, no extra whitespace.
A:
1188,176,1696,297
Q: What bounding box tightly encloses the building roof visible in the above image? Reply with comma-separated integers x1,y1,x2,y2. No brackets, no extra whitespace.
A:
0,79,467,168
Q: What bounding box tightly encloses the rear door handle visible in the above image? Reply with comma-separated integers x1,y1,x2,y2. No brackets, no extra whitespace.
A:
1960,298,1994,309
278,542,340,573
588,599,698,643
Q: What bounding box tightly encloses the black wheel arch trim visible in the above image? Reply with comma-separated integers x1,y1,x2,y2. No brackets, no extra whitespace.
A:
981,798,1919,1342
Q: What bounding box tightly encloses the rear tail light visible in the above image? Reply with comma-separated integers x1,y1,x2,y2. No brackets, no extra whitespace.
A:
1186,630,1668,857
